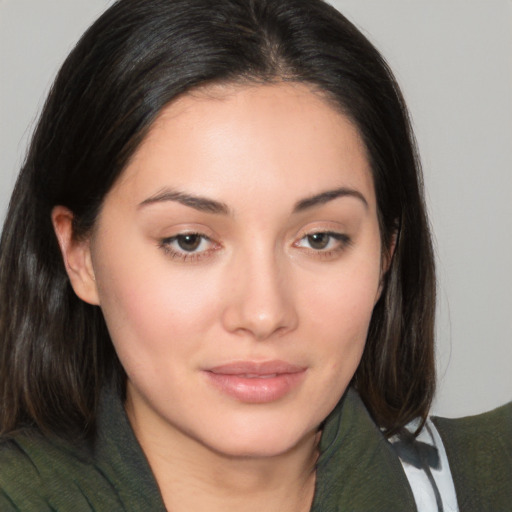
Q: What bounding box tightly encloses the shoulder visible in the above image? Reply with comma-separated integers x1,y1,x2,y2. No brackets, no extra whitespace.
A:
0,431,125,511
433,398,511,434
432,401,512,511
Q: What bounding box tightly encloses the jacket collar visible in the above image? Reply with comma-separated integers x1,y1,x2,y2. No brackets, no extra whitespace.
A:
94,386,416,511
312,388,417,511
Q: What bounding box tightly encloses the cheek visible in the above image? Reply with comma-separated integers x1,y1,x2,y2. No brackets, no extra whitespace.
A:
301,262,381,367
93,246,223,371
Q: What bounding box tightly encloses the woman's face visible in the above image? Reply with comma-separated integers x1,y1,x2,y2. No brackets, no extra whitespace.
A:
82,83,385,457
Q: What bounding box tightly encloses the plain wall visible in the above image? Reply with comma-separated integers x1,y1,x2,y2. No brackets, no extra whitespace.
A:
1,0,511,417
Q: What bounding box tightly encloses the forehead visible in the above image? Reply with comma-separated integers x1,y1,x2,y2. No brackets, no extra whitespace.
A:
111,82,374,209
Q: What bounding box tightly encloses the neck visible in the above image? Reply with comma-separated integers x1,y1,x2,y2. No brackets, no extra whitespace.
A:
126,398,319,512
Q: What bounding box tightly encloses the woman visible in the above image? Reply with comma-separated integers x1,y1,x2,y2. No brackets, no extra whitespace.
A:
0,0,510,510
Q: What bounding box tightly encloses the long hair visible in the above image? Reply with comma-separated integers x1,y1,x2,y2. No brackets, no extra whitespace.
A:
0,0,435,438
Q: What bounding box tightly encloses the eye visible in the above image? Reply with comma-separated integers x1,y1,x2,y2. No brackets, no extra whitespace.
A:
159,233,217,261
295,232,350,252
173,234,205,252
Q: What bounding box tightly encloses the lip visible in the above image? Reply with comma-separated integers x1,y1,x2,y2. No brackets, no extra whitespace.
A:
204,361,307,403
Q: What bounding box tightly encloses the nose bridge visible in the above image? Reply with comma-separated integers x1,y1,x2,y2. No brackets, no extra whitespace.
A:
222,241,298,340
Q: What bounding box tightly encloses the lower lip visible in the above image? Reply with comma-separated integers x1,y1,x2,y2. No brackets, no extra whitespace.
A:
204,371,306,403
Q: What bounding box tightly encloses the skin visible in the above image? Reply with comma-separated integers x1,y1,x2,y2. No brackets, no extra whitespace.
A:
53,83,389,512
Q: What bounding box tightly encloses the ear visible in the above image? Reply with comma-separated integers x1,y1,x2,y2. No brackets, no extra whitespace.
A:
51,206,100,305
376,230,398,303
382,230,398,275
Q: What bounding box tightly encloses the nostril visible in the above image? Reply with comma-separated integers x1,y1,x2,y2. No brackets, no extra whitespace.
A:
221,296,298,340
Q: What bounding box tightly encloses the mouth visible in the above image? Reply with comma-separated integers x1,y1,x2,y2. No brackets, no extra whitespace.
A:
204,361,307,403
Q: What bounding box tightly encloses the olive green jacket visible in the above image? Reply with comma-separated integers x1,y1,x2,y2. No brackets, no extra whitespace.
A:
0,388,510,511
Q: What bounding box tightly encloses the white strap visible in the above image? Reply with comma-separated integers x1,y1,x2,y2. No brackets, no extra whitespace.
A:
388,418,459,512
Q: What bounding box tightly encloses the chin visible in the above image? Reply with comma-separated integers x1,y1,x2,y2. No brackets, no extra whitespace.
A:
198,419,318,460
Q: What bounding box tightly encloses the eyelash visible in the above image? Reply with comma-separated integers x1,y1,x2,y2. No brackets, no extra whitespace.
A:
159,233,218,262
293,231,352,258
158,230,351,262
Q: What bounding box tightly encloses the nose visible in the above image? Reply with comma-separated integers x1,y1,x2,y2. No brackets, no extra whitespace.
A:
221,249,299,341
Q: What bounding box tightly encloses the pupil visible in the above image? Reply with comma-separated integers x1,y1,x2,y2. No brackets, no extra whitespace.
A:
177,235,201,251
308,233,329,250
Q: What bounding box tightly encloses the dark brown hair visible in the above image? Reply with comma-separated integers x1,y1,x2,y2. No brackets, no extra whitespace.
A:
0,0,435,439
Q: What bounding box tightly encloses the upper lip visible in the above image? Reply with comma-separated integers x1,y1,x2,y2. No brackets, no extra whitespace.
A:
206,360,306,376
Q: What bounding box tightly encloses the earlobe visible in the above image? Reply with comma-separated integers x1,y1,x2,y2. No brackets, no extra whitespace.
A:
51,206,100,306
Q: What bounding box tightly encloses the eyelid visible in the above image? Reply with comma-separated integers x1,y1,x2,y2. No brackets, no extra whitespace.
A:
292,225,353,258
158,230,221,262
294,231,351,247
162,232,212,248
293,222,351,242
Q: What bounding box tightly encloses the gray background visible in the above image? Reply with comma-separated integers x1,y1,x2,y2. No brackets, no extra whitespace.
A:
1,0,511,417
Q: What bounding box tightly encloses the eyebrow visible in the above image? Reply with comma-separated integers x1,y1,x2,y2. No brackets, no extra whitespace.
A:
139,186,367,215
139,189,230,214
293,187,368,212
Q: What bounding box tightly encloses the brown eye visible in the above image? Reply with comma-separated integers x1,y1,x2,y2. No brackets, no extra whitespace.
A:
307,233,330,250
159,232,217,262
176,234,202,252
295,231,351,253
